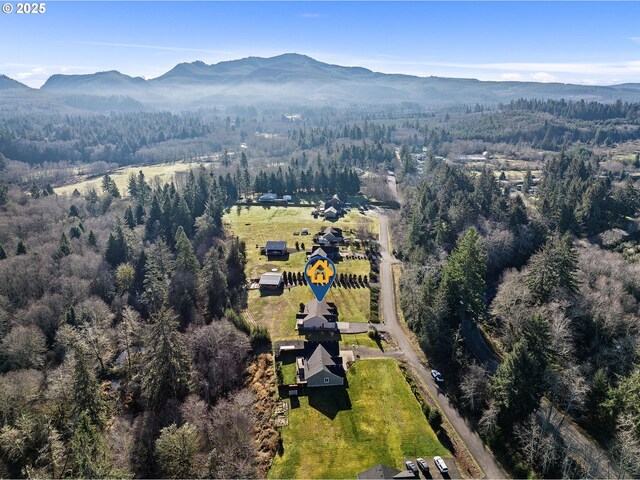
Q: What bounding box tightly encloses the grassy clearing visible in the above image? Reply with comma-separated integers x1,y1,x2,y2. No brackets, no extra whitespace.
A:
55,161,208,196
268,359,449,479
247,286,370,341
225,206,377,279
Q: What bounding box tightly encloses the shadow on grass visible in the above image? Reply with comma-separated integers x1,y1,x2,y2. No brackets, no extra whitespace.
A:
303,331,342,342
290,396,301,409
259,288,284,297
307,386,352,419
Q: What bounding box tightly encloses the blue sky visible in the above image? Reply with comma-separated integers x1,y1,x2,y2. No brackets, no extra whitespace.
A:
2,1,640,87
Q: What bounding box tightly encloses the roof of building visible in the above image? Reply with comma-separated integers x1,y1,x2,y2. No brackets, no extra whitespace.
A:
324,226,343,235
325,206,338,215
259,193,277,199
259,272,283,286
357,464,402,480
303,342,345,378
304,299,335,317
311,245,339,255
265,241,287,251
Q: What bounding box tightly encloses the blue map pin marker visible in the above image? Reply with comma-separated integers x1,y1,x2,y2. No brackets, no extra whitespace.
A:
304,255,337,302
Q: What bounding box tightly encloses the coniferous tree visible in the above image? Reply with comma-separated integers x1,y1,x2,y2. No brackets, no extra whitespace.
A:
199,247,228,318
16,239,27,255
124,205,136,229
440,228,487,319
87,230,97,248
69,411,113,478
141,309,190,411
170,227,200,320
145,195,162,239
104,226,128,267
72,350,108,430
522,169,533,194
135,202,145,225
226,237,248,309
127,173,138,198
69,205,80,218
490,339,547,431
141,255,168,315
56,232,71,258
172,193,193,238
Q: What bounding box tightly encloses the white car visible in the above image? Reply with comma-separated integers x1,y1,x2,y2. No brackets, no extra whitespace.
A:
434,456,448,474
431,369,444,383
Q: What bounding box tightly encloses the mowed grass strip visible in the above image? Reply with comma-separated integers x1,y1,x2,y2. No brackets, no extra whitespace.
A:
224,206,377,278
55,161,207,196
247,286,370,340
268,359,449,479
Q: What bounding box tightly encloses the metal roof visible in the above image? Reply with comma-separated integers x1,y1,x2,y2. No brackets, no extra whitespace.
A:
265,241,287,250
259,272,283,286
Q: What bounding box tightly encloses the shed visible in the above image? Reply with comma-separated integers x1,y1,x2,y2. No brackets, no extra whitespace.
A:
259,272,283,290
265,241,287,256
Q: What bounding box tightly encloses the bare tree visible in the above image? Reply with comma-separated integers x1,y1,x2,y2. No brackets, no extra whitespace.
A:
460,362,489,412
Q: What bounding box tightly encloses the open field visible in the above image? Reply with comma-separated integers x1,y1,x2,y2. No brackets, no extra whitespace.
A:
224,206,377,278
247,286,370,341
268,359,450,479
55,160,209,196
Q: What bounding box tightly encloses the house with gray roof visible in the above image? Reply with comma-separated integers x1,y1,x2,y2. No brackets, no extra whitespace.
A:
310,245,340,261
296,299,338,331
296,341,345,387
316,226,345,245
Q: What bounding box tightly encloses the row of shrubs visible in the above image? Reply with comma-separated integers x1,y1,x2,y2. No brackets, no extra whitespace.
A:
281,270,369,289
370,286,380,323
398,362,443,431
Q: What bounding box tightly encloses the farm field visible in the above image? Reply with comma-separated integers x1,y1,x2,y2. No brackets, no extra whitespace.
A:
268,359,450,479
55,160,209,196
224,206,377,279
246,286,370,341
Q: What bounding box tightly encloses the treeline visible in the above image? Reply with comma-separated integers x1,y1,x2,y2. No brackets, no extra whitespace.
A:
290,121,395,148
538,148,640,235
398,150,640,477
0,166,275,478
443,111,640,151
503,98,640,122
251,159,361,196
0,112,213,166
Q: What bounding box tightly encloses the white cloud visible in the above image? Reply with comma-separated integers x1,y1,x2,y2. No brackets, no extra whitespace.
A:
630,36,640,44
530,72,560,83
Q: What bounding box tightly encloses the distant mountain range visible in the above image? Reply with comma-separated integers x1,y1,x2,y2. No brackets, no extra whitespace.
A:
3,53,640,108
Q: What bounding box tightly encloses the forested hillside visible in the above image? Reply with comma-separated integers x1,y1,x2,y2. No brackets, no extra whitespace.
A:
0,167,277,478
397,149,640,477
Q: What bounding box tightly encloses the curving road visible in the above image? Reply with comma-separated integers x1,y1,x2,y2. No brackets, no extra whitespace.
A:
375,210,506,480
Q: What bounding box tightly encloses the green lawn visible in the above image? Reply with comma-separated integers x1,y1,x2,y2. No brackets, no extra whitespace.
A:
247,286,370,341
280,355,298,385
224,206,377,279
269,359,449,479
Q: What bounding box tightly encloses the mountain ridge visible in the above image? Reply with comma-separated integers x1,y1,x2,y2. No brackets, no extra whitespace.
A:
3,53,640,106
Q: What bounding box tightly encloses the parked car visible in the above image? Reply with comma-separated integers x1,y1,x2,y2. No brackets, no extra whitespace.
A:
431,369,444,383
417,458,429,473
405,460,419,477
433,456,448,474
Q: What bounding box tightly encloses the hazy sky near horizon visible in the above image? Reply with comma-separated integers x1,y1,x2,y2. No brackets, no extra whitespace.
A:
3,1,640,88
